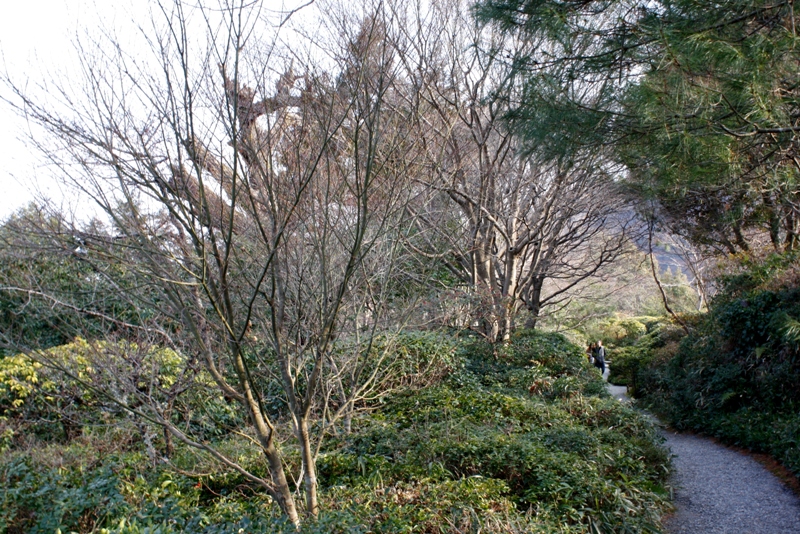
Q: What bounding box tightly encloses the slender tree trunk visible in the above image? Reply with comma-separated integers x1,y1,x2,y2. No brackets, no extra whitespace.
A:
298,417,319,518
695,278,707,312
720,237,738,255
784,210,798,252
264,439,300,525
501,297,523,343
485,309,501,344
163,420,174,457
763,191,782,251
733,223,750,253
523,278,544,330
501,304,514,343
232,345,300,525
344,413,352,434
500,247,520,344
648,223,690,335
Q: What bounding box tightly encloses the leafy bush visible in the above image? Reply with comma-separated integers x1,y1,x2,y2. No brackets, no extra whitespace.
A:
316,331,670,533
1,455,129,533
1,329,671,533
352,331,459,392
606,321,684,393
580,316,662,352
636,253,800,478
600,318,647,346
0,340,243,448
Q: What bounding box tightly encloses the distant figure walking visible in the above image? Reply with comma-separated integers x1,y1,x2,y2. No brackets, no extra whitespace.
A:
592,340,606,374
586,343,595,364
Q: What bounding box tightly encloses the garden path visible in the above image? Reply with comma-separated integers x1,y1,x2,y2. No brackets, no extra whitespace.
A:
605,380,800,533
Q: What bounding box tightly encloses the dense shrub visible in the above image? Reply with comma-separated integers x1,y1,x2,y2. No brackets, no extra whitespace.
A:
350,330,459,392
316,331,670,533
1,330,671,533
636,253,800,478
1,453,129,533
0,340,244,450
581,316,661,351
606,321,684,394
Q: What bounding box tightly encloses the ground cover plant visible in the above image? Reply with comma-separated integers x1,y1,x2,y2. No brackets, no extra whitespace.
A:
633,253,800,478
0,330,671,533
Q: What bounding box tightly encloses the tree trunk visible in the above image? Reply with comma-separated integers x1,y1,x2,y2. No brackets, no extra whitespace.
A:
763,191,782,251
232,345,300,525
648,223,690,335
298,417,319,518
163,424,174,458
523,278,544,330
500,251,520,344
263,439,300,526
784,210,798,252
484,314,501,344
501,304,514,344
733,223,750,253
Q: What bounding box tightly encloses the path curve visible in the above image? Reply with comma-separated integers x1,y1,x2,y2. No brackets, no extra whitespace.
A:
604,380,800,533
662,431,800,534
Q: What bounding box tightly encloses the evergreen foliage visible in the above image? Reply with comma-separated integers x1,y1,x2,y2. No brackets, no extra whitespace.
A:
476,0,800,252
1,331,671,533
633,254,800,477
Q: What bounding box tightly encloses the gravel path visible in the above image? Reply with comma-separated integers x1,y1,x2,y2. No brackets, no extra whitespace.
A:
604,379,800,533
662,431,800,534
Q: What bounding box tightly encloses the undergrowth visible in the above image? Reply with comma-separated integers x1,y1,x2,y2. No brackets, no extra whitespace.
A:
1,330,671,533
625,253,800,479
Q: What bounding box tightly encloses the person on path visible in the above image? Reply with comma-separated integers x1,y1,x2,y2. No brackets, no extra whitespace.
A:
592,340,606,374
586,343,595,364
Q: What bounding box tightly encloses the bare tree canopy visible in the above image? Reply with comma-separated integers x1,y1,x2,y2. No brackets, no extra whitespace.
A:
2,0,428,523
0,0,647,523
397,0,632,342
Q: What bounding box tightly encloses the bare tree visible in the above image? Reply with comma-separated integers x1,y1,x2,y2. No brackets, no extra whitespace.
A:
398,0,631,342
2,0,420,524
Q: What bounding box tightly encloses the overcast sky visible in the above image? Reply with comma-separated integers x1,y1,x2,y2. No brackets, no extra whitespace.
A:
0,0,307,221
0,0,126,219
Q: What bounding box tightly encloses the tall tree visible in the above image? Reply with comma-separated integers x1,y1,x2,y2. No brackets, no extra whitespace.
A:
3,0,417,524
400,0,630,342
476,0,800,254
620,1,800,253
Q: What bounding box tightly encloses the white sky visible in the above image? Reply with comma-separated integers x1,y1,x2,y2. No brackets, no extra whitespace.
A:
0,0,88,219
0,0,310,221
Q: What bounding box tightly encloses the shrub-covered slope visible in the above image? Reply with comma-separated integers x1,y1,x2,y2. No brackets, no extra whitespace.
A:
631,254,800,478
1,331,670,533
